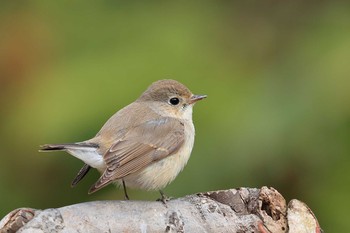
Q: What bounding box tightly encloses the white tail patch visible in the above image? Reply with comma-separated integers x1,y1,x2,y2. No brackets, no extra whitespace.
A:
67,148,105,173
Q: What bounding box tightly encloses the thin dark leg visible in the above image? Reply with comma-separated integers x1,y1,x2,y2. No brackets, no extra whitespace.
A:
122,179,129,200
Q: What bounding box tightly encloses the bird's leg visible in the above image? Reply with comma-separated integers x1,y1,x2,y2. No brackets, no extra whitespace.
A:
122,179,129,200
157,190,171,204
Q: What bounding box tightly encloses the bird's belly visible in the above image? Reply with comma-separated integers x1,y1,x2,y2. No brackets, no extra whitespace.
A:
121,150,191,190
121,124,195,190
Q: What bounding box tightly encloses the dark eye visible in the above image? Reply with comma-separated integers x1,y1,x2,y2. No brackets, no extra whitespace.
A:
169,97,180,105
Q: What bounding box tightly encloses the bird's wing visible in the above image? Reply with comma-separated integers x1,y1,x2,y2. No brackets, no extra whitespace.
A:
89,117,185,193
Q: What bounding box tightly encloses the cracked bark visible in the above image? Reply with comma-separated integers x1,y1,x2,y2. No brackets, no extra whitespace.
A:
0,187,322,233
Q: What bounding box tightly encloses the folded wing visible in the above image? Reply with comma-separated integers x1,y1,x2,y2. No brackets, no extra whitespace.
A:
88,117,184,193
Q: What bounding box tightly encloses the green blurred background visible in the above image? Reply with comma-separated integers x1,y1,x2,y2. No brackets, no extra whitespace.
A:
1,1,349,231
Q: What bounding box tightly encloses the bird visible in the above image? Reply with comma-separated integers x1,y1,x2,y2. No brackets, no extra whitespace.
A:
40,79,206,201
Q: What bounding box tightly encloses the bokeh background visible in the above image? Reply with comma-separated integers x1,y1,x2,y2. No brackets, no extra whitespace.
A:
1,1,349,231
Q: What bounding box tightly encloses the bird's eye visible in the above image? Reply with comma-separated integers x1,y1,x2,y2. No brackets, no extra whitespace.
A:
169,97,180,105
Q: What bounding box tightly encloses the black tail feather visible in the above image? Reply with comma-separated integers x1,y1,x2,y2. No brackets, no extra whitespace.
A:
71,164,91,187
39,143,98,152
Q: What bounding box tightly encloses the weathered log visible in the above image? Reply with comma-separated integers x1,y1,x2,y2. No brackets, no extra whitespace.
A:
0,187,322,233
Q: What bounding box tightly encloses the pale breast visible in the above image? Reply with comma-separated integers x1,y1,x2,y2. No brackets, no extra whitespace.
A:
121,120,195,190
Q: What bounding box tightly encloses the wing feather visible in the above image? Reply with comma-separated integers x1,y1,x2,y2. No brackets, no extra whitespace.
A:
89,117,184,193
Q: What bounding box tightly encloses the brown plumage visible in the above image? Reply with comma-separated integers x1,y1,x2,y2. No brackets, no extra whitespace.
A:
40,79,206,200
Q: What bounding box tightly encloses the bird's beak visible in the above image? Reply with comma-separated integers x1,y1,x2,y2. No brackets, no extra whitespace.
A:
189,94,207,104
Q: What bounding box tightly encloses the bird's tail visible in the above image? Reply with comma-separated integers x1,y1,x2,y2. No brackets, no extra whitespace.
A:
39,142,101,188
40,142,104,171
39,143,98,152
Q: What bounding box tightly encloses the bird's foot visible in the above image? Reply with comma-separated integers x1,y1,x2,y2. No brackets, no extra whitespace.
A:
157,190,173,205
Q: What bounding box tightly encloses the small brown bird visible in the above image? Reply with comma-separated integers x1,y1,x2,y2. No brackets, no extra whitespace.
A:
40,79,206,201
